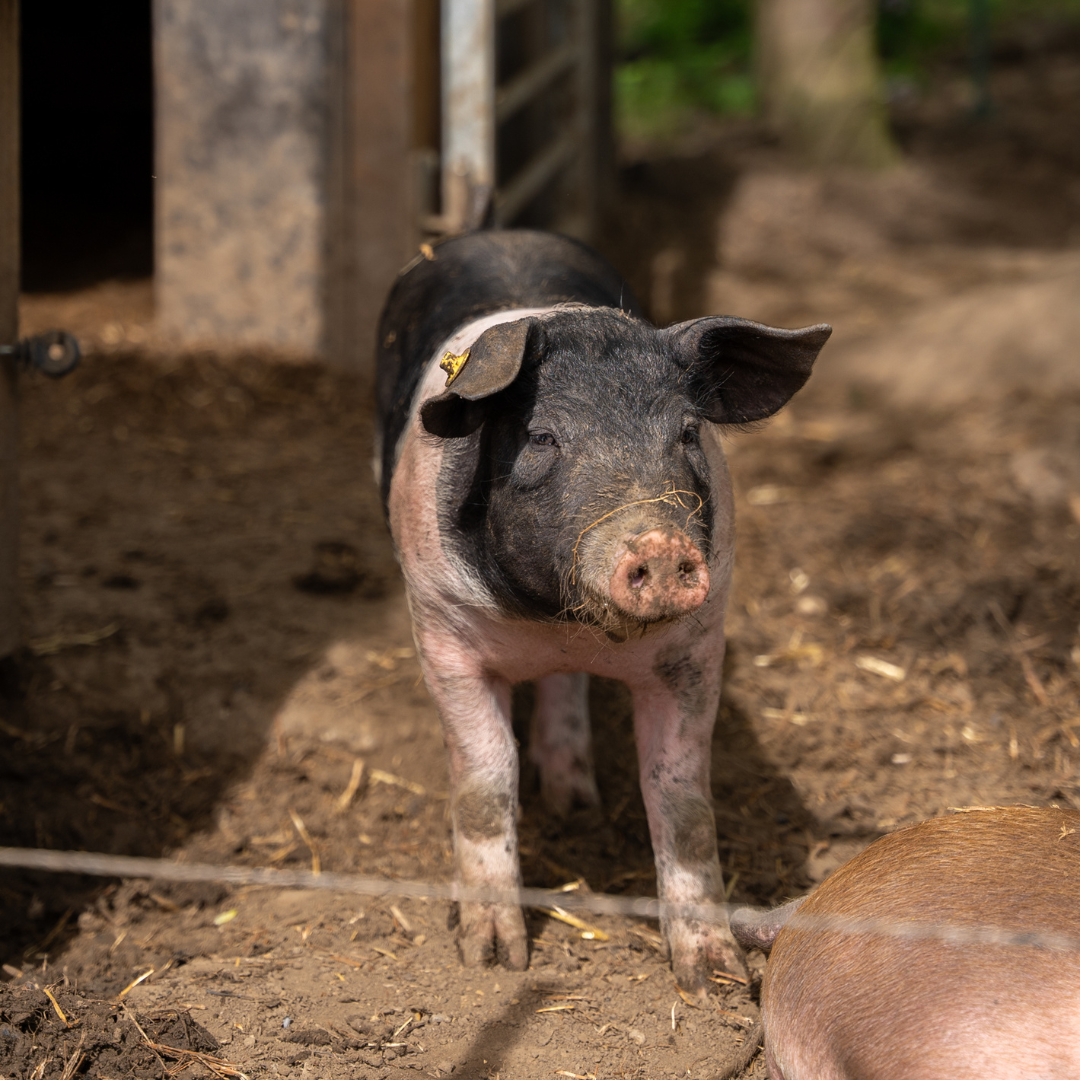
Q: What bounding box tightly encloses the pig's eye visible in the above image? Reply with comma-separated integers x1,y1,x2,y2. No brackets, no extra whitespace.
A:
529,432,558,448
681,426,701,446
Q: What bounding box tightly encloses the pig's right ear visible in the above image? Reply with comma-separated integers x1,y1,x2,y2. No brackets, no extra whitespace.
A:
420,318,534,439
664,317,832,424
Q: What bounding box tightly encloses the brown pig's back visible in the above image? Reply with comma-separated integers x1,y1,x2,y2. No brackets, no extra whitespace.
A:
763,807,1080,1080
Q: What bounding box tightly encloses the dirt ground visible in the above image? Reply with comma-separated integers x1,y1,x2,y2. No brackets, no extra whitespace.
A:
3,35,1080,1080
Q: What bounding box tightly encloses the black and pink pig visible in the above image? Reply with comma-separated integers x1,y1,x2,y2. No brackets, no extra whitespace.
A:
376,229,830,993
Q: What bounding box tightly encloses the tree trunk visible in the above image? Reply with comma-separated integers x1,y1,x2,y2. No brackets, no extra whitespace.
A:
755,0,898,168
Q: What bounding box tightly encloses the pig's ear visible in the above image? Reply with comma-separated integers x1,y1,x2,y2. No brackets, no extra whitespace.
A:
664,317,832,424
420,318,534,438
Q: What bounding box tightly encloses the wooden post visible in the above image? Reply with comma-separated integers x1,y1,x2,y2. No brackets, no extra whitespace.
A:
0,0,19,660
331,0,416,370
591,0,615,234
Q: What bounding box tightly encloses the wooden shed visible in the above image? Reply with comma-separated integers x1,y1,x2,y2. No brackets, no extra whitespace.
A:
2,0,613,659
155,0,613,368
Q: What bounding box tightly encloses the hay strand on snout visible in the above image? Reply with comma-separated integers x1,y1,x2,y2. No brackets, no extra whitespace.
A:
570,482,705,585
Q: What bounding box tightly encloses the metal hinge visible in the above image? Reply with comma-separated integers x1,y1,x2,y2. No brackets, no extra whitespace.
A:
0,330,81,378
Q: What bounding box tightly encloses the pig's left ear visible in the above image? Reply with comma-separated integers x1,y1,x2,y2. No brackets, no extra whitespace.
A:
420,318,535,438
663,317,832,424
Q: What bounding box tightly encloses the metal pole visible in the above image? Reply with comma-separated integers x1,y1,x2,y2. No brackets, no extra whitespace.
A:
442,0,495,232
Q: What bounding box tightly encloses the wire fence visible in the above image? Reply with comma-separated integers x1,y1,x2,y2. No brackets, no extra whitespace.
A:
1,845,1077,954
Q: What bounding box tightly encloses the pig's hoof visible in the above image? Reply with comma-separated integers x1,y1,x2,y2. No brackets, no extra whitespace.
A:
458,903,529,971
540,771,600,818
670,924,748,997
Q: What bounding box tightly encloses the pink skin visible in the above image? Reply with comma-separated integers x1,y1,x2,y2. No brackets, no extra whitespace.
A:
609,526,711,621
753,809,1080,1080
529,673,599,816
388,312,744,991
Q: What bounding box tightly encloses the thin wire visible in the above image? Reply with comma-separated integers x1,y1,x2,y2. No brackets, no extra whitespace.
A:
0,845,1077,953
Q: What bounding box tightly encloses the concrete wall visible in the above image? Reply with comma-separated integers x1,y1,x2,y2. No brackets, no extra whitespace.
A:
154,0,332,354
154,0,416,368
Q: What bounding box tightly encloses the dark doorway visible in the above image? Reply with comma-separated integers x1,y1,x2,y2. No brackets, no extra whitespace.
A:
20,1,153,292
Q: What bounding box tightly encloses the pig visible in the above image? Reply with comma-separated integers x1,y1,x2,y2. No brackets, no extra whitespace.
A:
729,806,1080,1079
376,229,831,993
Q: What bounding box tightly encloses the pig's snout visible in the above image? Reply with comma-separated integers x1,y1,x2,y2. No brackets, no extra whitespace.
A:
609,527,709,621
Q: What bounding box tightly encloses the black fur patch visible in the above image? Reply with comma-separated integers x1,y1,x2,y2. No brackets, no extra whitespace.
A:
655,652,708,716
376,230,639,511
665,792,719,865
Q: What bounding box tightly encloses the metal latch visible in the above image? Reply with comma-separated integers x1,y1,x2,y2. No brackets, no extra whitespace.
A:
0,330,81,378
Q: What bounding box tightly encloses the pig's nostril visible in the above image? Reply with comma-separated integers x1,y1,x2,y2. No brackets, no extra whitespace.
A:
608,528,710,621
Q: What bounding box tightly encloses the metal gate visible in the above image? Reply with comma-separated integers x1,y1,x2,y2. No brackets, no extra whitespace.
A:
432,0,606,239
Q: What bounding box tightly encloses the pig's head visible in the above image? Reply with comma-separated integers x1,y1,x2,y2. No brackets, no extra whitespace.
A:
421,308,830,632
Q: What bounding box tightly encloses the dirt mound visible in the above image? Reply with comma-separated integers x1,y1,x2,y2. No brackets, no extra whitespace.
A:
823,254,1080,404
0,984,223,1080
719,166,986,278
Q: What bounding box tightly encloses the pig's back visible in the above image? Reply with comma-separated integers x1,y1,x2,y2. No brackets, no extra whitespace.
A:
763,807,1080,1080
375,229,638,510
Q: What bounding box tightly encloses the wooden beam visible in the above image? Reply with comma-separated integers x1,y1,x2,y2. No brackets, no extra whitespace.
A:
331,0,415,372
495,39,577,125
0,0,19,659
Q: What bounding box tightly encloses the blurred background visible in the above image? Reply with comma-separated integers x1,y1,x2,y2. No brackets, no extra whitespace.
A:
13,0,1080,361
11,0,1080,366
1,0,1080,1061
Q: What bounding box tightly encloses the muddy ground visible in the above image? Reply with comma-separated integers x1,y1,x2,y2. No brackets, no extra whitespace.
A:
4,35,1080,1080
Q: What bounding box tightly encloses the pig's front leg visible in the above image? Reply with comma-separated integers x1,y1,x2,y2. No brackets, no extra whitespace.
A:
419,638,528,971
529,672,600,816
631,652,746,995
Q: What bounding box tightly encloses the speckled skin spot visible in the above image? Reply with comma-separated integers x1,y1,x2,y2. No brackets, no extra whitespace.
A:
654,652,708,718
454,784,511,840
667,791,719,865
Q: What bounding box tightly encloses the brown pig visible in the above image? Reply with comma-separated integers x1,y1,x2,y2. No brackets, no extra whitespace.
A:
730,807,1080,1080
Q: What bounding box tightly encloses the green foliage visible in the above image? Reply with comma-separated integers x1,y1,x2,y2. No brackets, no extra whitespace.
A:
615,0,755,139
618,0,751,53
614,0,1080,139
876,0,1080,78
876,0,966,78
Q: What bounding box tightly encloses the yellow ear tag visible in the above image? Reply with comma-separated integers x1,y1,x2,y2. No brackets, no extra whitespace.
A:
439,349,470,386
